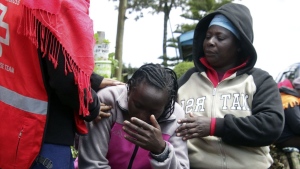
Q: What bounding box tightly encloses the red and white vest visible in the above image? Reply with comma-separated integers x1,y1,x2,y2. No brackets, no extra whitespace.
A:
0,1,48,168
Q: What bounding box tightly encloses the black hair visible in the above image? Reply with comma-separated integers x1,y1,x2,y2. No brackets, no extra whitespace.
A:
127,63,178,120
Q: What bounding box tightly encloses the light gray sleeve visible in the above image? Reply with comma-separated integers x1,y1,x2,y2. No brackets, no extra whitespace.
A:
78,88,117,169
150,105,190,169
78,118,112,169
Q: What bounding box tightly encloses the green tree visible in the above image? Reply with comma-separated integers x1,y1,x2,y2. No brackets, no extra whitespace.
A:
114,0,127,80
176,0,233,33
122,63,139,82
113,0,187,68
173,61,194,78
173,0,233,62
158,36,181,67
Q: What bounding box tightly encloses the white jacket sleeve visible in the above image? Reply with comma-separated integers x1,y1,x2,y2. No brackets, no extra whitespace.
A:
150,105,190,169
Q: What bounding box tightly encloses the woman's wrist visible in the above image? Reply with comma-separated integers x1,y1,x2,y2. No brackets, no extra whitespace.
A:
150,142,169,162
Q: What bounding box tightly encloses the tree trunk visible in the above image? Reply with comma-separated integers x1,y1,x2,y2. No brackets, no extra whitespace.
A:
114,0,127,81
162,4,169,67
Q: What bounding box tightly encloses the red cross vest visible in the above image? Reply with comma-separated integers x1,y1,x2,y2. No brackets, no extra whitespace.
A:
0,0,95,168
0,1,48,169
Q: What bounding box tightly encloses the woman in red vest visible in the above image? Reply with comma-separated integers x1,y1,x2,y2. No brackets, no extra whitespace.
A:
0,0,122,168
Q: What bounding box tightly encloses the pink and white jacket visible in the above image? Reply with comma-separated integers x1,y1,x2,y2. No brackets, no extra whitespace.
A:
78,85,189,169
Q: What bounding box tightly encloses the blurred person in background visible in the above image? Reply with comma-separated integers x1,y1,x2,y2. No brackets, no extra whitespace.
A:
275,77,300,149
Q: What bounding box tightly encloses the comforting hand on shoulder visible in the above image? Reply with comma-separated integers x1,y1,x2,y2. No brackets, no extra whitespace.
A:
176,113,211,140
99,78,125,89
94,103,112,122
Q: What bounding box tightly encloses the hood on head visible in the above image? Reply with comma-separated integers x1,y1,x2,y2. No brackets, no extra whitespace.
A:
192,3,257,73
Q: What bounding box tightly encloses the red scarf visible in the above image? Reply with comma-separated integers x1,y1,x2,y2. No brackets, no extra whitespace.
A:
19,0,95,134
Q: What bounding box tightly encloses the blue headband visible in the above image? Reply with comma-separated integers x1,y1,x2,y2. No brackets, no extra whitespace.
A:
209,14,240,39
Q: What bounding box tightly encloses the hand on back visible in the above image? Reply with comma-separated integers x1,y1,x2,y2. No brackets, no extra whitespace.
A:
176,113,211,140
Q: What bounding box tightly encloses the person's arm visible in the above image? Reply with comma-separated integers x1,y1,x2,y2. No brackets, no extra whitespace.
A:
78,87,116,168
78,116,112,168
91,73,125,92
90,73,104,92
214,70,284,146
90,73,125,121
150,104,189,169
285,106,300,135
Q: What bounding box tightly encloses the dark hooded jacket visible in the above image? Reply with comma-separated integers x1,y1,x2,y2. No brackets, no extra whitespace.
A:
275,83,300,146
177,3,284,169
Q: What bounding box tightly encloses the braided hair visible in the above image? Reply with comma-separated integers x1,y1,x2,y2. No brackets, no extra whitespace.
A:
127,63,178,120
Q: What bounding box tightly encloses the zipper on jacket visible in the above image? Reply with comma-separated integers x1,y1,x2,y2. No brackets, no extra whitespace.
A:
218,139,227,169
15,127,24,163
212,88,217,96
212,85,227,168
210,87,217,118
127,145,139,169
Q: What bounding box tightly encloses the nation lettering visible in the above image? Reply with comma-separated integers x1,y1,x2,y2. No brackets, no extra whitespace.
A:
180,93,250,113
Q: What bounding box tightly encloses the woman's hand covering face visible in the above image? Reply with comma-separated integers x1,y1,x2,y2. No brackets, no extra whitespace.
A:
123,115,166,154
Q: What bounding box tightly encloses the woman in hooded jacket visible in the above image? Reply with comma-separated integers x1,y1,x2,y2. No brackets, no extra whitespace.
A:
175,3,284,169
